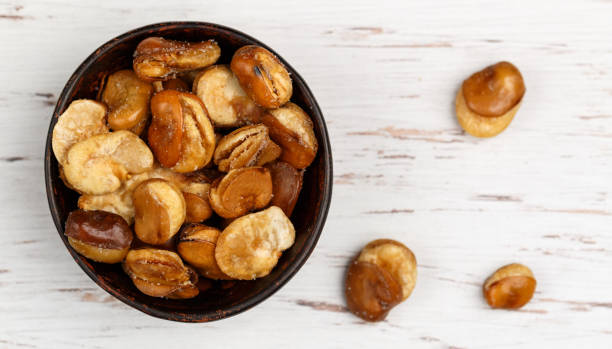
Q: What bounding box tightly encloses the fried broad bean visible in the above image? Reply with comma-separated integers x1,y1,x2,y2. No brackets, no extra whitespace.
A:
456,61,525,138
345,239,417,321
65,209,133,263
209,167,273,219
78,166,193,224
345,261,403,322
182,181,213,223
215,206,295,280
213,124,281,172
63,130,154,195
102,70,153,135
462,62,525,117
133,37,220,81
193,65,263,128
230,45,292,108
133,179,186,245
148,90,215,172
166,266,200,299
123,248,198,298
52,99,109,166
483,263,536,309
357,239,417,301
261,103,317,169
177,225,230,280
265,161,303,217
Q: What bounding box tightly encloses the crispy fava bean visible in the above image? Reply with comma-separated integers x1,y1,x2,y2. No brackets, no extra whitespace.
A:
456,61,525,138
65,209,133,263
215,206,295,280
455,91,520,138
78,166,201,225
357,239,417,301
63,130,154,195
166,267,200,299
182,181,213,223
462,62,525,117
177,225,230,280
148,90,215,172
133,37,220,81
345,261,403,322
214,124,281,172
133,179,186,245
52,99,109,166
483,263,536,309
230,45,292,108
123,248,197,298
209,167,273,219
148,90,183,166
266,161,303,217
124,249,188,284
262,103,317,169
193,65,263,128
102,70,153,135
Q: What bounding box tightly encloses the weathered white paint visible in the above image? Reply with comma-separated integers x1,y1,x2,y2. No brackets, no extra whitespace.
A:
1,0,611,348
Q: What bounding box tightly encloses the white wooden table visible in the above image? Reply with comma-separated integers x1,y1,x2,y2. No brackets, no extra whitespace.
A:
2,0,611,347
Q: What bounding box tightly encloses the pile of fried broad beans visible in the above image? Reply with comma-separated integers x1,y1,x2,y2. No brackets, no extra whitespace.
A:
52,37,318,299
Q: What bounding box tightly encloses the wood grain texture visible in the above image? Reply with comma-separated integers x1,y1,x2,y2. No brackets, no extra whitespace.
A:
1,0,611,347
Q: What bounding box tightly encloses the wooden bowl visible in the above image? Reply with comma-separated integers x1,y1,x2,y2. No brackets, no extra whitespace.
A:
43,22,332,322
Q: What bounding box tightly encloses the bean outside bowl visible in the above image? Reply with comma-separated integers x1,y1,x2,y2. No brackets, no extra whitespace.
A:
44,22,332,322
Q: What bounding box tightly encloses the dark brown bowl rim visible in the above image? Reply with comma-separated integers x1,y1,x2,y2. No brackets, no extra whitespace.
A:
43,21,333,322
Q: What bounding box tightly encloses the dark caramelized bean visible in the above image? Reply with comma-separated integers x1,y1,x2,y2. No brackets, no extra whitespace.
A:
266,161,303,217
64,209,133,263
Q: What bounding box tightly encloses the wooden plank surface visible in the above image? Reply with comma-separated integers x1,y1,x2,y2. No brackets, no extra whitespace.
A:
1,0,611,347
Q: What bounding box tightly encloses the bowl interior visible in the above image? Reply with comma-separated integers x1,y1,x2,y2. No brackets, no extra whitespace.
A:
44,22,332,322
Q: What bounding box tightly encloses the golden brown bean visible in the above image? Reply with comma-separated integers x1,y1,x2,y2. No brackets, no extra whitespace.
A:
261,103,317,169
132,179,186,245
102,70,153,135
63,131,154,195
456,61,525,138
193,65,263,128
177,225,230,280
123,248,197,298
483,263,536,309
52,100,109,166
215,206,295,279
230,45,292,108
182,181,213,223
133,37,220,81
345,261,403,322
166,267,200,299
357,239,417,301
213,124,281,172
208,167,273,219
148,90,215,172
